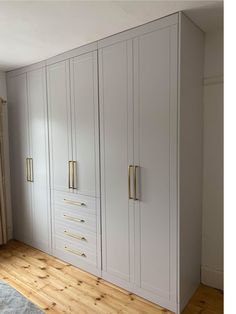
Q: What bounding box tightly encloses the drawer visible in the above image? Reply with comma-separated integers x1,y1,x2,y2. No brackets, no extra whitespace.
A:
54,207,97,233
54,236,96,264
55,221,97,248
53,190,96,214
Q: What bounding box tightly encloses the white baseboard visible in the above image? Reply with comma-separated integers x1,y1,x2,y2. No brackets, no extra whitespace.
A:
201,266,223,290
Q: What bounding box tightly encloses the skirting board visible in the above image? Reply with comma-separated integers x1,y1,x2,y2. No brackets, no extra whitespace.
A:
201,266,223,290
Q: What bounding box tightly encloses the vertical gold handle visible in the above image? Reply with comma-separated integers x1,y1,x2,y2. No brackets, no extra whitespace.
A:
134,165,139,200
30,158,34,182
128,165,133,200
26,158,30,182
68,161,73,189
72,161,76,189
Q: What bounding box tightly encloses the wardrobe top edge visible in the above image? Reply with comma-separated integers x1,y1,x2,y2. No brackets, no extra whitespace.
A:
7,11,182,78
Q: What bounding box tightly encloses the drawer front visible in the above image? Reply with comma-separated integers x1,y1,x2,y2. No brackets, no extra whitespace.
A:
55,221,97,248
53,190,96,214
54,236,96,264
55,207,97,233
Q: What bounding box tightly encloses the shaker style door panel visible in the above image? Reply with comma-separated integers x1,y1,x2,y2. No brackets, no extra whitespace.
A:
99,40,134,282
133,26,178,299
70,51,99,197
27,68,51,252
47,60,73,193
7,73,32,244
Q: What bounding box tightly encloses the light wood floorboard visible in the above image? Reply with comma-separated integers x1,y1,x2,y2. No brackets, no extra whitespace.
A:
0,241,223,313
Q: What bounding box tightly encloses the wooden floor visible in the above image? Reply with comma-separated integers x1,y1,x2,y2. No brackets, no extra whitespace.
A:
0,241,223,314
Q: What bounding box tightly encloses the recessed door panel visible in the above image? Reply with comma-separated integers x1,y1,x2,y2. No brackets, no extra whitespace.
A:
99,40,134,282
47,60,73,193
7,73,32,243
134,27,177,298
27,67,51,251
70,51,99,197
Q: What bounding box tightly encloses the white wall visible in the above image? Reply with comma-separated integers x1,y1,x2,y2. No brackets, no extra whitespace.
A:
0,70,12,240
201,30,223,290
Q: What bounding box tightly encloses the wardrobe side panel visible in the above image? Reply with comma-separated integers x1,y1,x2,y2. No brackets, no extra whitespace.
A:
179,13,204,311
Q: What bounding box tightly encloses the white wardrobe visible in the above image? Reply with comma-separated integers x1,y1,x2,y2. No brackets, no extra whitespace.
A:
46,50,101,276
7,13,203,313
7,65,51,253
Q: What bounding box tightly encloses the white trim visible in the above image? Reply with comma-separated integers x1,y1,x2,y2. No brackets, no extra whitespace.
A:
98,13,178,49
102,271,178,313
7,61,46,78
46,42,98,66
201,266,223,290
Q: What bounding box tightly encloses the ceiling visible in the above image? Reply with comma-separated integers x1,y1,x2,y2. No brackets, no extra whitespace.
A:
0,1,223,71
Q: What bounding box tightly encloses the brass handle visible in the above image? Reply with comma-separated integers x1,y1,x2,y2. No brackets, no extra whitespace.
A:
64,246,86,258
29,158,34,182
68,161,73,189
26,158,30,182
128,165,133,199
72,161,76,189
63,214,85,223
64,230,87,241
134,165,138,200
64,199,86,207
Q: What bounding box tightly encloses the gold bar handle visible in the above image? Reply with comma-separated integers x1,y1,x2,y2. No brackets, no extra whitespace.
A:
26,158,30,182
64,246,86,258
128,165,133,200
29,158,34,182
68,161,73,189
72,161,76,189
63,214,85,223
64,199,86,207
134,165,139,200
64,230,86,241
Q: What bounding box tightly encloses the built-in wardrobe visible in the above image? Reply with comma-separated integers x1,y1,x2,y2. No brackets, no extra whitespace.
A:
7,66,51,254
7,13,204,313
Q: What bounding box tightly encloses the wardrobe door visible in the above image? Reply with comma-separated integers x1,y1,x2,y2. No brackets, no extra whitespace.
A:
70,51,99,197
47,60,73,193
7,73,32,244
99,40,134,284
133,26,178,301
27,67,51,253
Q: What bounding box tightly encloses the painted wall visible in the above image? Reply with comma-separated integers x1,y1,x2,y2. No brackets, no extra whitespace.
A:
201,29,223,290
0,70,12,240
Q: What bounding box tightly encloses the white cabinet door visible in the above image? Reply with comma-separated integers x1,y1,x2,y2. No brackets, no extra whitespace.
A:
47,60,73,193
133,26,178,300
99,40,134,283
7,73,32,244
27,67,51,253
70,51,99,197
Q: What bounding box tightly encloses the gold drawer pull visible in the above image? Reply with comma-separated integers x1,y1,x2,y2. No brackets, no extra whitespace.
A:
64,246,86,258
63,199,86,207
63,214,85,223
64,230,87,241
